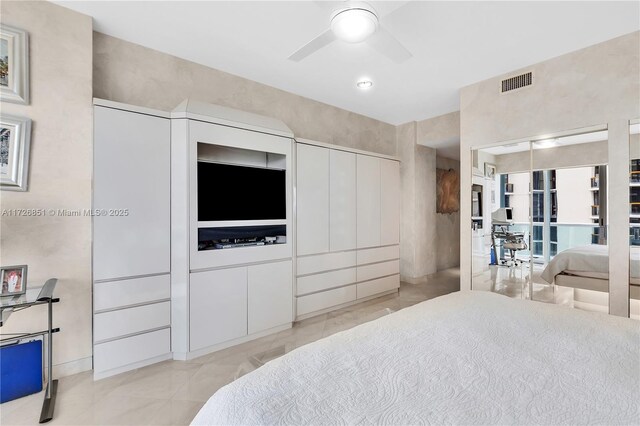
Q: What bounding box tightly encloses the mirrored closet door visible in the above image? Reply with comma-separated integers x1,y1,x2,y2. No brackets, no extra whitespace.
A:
471,129,610,314
530,130,609,309
471,141,531,298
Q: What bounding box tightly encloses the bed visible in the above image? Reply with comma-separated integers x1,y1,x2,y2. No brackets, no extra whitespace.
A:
191,291,639,425
541,245,640,299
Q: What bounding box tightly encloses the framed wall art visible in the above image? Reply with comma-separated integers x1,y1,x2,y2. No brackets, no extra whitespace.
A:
1,114,32,191
0,24,29,104
484,162,497,179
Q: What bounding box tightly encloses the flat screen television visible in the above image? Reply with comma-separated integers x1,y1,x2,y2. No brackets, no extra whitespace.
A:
198,162,286,221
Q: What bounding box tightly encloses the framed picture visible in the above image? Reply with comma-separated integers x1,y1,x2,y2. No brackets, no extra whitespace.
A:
1,265,27,297
484,162,497,179
0,24,29,104
1,114,32,191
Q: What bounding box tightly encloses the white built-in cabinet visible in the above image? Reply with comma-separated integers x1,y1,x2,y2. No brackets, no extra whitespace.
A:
92,100,171,379
190,260,292,351
330,149,358,251
91,99,398,374
357,154,382,248
296,144,330,255
295,140,400,319
171,100,295,360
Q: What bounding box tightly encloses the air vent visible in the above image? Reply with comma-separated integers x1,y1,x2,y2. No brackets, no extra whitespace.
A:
501,71,533,93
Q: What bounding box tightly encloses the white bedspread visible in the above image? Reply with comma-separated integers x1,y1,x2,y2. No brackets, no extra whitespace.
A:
541,245,640,284
191,291,640,425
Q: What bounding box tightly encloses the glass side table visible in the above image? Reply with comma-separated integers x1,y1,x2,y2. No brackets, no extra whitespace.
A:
0,278,59,423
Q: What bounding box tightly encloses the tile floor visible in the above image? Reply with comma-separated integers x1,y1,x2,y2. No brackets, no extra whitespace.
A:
1,268,460,426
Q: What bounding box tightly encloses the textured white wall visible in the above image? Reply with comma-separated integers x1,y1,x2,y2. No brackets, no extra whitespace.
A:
0,1,93,375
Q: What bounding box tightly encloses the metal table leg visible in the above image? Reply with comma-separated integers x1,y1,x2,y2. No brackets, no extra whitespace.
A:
39,299,57,423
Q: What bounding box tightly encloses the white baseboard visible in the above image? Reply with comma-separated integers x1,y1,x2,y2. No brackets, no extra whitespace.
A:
173,323,292,361
93,353,172,381
295,289,398,321
46,356,92,379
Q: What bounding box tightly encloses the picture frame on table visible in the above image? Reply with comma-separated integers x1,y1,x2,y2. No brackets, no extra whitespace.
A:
0,265,27,297
1,114,32,191
0,24,29,105
484,162,497,179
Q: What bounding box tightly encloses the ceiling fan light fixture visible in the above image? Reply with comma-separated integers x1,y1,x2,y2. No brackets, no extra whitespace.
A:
331,8,378,43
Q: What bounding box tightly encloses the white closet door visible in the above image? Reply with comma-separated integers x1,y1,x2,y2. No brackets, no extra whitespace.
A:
248,260,292,334
189,267,247,351
93,107,170,281
330,149,357,251
297,144,330,255
357,155,381,248
380,159,400,245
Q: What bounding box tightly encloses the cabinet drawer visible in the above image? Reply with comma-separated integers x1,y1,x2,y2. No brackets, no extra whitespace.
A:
296,285,356,317
94,274,170,312
296,267,356,296
357,274,399,299
94,301,170,343
297,251,357,276
357,260,400,282
94,328,170,375
356,245,400,265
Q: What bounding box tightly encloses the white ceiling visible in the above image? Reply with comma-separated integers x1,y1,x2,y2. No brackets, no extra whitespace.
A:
58,1,638,129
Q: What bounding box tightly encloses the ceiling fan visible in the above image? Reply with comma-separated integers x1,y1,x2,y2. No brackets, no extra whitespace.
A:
288,1,412,63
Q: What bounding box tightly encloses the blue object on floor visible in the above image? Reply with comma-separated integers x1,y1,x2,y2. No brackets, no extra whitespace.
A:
0,340,43,403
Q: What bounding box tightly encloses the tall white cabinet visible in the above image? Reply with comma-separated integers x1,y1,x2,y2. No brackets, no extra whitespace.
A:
92,100,171,379
295,139,401,319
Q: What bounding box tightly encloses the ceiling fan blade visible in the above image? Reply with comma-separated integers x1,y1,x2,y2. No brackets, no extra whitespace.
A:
288,29,336,62
313,0,344,12
366,25,412,63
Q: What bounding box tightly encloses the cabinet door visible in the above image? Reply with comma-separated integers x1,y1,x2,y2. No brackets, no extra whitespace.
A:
380,159,400,245
330,149,357,251
190,267,247,351
357,155,381,248
93,106,170,281
297,144,330,255
248,260,293,334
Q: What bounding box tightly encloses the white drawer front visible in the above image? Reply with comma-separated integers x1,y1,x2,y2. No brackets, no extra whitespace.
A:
94,328,170,374
296,285,356,316
356,245,400,265
357,274,400,299
297,251,357,276
94,274,170,312
357,260,400,282
297,267,356,296
94,301,171,343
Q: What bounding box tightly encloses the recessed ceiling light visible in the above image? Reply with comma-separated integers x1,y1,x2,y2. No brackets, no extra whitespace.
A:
534,139,558,149
357,79,373,89
331,6,379,43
